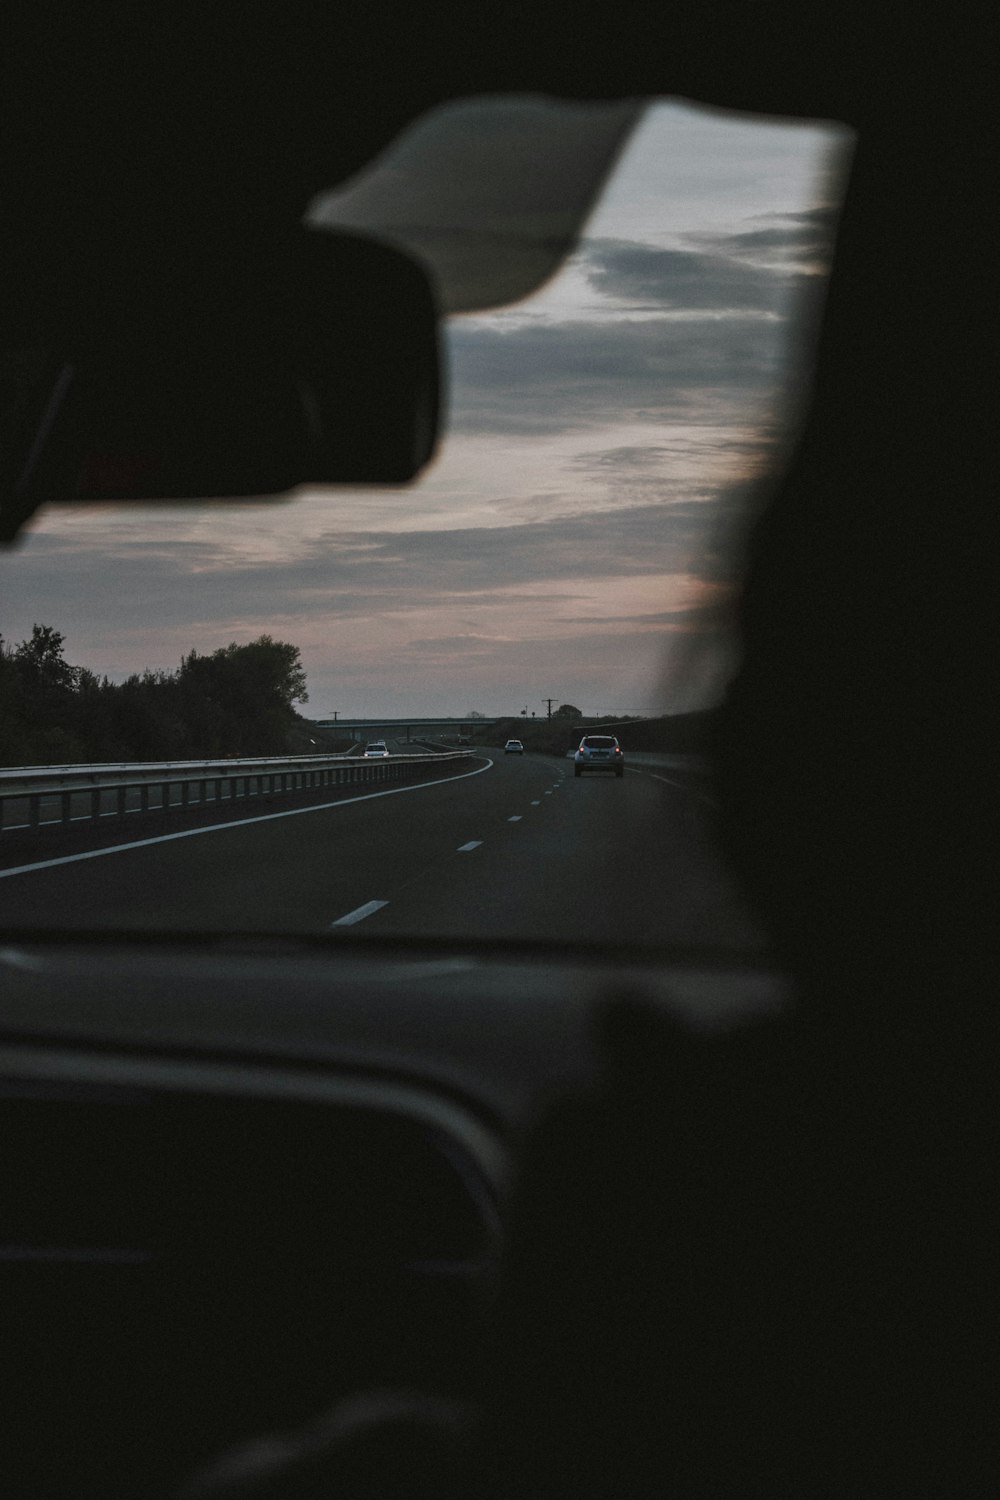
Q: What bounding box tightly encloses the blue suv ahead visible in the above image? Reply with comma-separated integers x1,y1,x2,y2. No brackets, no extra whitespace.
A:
574,735,624,777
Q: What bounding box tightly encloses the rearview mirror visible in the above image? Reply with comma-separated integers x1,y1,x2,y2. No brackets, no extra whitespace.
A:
0,229,441,541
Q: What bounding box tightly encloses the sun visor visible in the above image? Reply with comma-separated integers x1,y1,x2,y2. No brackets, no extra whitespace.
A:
0,230,441,542
306,96,645,314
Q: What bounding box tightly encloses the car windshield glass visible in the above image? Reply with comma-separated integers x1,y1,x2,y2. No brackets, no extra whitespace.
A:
0,102,845,954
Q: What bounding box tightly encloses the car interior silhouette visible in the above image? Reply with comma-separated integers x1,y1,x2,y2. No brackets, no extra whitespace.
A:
1,6,993,1497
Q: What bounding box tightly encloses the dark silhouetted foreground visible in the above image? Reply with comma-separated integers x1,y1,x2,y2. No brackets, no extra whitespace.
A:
3,3,994,1495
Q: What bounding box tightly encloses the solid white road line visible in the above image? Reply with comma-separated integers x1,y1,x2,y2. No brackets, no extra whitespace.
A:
624,765,718,808
626,768,686,790
0,757,495,882
457,841,483,852
331,900,389,927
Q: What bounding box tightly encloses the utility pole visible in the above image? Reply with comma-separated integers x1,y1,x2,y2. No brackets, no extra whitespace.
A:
544,698,557,720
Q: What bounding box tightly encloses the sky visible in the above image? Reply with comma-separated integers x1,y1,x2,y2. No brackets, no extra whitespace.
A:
0,101,849,721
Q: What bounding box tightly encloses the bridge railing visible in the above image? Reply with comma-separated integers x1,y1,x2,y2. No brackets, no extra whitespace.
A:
0,752,474,837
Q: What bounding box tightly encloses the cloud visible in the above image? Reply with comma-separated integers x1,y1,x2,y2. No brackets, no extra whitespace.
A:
3,484,758,657
575,444,676,470
443,212,832,438
702,205,840,264
267,498,747,607
562,597,736,630
447,314,789,436
568,432,775,490
577,206,838,315
580,237,810,313
405,632,519,652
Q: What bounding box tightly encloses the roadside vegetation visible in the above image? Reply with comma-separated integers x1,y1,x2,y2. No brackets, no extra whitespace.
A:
0,625,310,766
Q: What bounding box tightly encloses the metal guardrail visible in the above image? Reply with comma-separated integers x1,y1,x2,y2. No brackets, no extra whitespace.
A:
0,752,473,836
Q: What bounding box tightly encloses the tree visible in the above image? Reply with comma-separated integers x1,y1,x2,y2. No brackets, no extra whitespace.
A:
0,626,312,765
0,626,91,764
12,624,77,693
177,635,308,755
553,702,583,720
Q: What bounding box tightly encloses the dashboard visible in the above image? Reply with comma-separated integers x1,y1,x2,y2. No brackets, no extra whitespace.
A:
0,935,784,1496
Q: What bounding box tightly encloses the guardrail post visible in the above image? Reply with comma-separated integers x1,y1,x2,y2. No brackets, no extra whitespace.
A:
3,754,442,842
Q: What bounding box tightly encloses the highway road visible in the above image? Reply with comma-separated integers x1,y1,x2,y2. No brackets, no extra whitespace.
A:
0,752,763,951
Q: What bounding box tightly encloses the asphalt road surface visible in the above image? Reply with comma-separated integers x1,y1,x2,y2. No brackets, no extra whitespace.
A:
0,752,763,951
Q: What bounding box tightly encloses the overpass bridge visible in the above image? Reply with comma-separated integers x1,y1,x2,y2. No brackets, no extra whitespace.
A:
311,715,513,744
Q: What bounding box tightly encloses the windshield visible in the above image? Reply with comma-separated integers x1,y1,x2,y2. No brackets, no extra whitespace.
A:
0,102,845,954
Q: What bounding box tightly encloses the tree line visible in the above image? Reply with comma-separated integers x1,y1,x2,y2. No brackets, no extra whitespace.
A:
0,625,309,767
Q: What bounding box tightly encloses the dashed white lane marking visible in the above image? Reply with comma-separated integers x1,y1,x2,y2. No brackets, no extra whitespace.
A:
0,757,495,882
457,840,483,852
331,900,389,927
544,790,553,795
507,815,522,822
530,800,541,806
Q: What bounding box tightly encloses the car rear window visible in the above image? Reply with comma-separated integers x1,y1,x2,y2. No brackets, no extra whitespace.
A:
583,737,617,748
